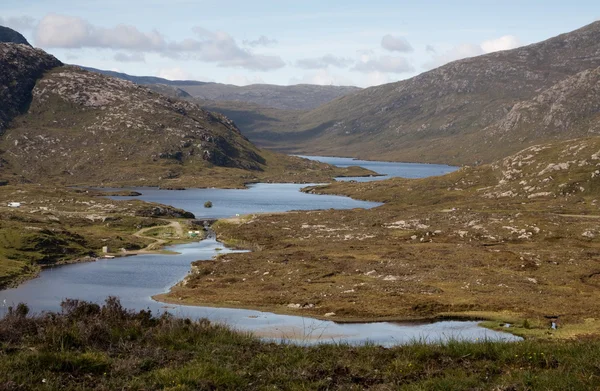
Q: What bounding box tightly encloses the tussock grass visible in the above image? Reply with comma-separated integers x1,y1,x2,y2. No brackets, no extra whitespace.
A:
1,298,600,390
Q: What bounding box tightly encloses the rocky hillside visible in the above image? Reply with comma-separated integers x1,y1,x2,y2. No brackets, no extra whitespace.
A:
0,43,368,187
0,26,30,45
0,60,264,185
83,67,361,111
483,66,600,146
0,43,62,131
251,21,600,165
479,136,600,200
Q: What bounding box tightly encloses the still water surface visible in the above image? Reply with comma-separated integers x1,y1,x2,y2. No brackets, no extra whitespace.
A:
105,183,382,219
0,158,520,345
298,155,457,182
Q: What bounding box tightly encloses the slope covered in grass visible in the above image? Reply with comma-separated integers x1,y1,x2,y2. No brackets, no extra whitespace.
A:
1,297,599,390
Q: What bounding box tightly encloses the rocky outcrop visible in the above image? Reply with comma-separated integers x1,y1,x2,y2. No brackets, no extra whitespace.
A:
478,137,600,200
135,205,195,219
0,43,62,131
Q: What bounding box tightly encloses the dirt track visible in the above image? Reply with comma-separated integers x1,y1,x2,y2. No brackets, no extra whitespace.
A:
127,221,185,253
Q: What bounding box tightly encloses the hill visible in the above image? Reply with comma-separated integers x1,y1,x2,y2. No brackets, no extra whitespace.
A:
0,43,371,188
180,82,361,110
249,21,600,165
0,25,30,46
83,67,361,110
0,43,62,131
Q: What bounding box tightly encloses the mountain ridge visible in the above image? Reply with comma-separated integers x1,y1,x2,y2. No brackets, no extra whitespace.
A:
244,21,600,165
82,66,361,110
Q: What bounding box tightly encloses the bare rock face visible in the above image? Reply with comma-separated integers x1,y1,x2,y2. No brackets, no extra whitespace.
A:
0,43,62,131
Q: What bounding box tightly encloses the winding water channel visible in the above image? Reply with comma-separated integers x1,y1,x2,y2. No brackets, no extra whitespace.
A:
0,157,521,346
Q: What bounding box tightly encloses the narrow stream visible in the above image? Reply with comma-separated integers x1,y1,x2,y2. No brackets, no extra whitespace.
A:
0,158,521,346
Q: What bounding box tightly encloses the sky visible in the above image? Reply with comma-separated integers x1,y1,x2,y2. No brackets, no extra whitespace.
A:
2,0,599,87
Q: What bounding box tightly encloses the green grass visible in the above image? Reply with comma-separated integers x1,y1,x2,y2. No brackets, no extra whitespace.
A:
1,298,600,390
0,184,198,287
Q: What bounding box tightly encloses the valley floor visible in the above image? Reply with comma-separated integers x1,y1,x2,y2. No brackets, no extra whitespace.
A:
159,139,600,340
4,138,600,389
0,157,371,289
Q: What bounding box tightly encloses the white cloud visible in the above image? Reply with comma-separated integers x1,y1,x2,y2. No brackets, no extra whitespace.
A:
35,14,165,50
34,14,284,71
226,74,265,86
425,35,522,69
243,35,277,47
481,35,522,53
353,55,414,73
114,52,145,62
381,34,413,52
156,67,194,80
35,14,166,51
0,16,36,32
296,54,353,69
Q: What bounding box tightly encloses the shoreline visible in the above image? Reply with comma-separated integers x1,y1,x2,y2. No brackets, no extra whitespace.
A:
151,290,500,326
149,220,532,339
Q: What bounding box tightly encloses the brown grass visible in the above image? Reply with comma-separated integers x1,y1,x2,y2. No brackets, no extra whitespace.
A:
158,145,600,338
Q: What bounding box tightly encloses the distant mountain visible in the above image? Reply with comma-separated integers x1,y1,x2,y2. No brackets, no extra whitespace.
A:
1,43,364,187
249,21,600,165
82,67,361,111
0,26,30,46
179,83,361,111
80,67,208,87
